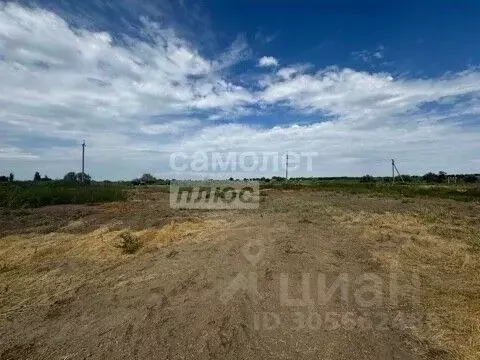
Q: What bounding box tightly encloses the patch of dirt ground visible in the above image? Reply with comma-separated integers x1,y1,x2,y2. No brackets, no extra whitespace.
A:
1,189,479,359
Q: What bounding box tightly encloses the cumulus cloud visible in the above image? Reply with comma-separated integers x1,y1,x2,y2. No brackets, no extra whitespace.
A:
259,67,480,125
0,3,479,179
258,56,279,67
0,3,252,174
0,3,249,131
276,66,305,79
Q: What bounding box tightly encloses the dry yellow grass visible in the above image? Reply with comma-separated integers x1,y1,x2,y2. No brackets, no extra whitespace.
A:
335,210,480,359
0,219,226,322
1,190,479,359
1,218,226,264
137,219,227,248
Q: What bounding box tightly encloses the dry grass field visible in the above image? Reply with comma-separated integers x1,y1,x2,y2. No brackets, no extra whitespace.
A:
0,187,479,359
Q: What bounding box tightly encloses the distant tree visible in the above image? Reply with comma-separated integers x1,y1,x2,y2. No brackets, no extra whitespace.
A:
63,172,76,182
438,171,447,182
9,173,14,182
42,175,52,181
0,176,8,182
63,172,91,183
402,175,413,183
464,174,478,183
34,171,41,181
360,175,375,183
140,173,156,184
75,172,91,184
422,172,438,183
228,177,234,181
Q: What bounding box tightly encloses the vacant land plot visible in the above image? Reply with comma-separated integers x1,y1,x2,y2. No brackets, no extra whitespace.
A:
1,188,479,359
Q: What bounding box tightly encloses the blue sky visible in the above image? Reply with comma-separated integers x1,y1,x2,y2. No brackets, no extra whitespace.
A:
1,0,480,179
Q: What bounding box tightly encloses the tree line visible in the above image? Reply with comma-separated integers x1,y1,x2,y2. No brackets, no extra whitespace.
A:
0,172,90,183
1,171,478,184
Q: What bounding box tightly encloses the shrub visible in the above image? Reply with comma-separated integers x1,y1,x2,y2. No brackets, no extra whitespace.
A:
360,175,375,183
117,231,142,254
140,173,156,184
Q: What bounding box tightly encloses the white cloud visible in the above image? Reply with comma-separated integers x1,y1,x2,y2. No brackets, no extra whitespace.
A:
139,119,200,135
353,45,384,62
276,65,309,79
258,56,279,67
0,147,38,159
0,3,479,180
213,35,250,70
0,3,249,132
254,30,277,44
259,67,480,126
157,120,480,179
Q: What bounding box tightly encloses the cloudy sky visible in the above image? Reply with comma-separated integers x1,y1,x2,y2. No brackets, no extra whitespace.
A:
1,0,480,180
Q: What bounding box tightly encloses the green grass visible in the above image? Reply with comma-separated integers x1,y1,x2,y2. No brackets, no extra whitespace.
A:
0,182,127,208
260,181,480,201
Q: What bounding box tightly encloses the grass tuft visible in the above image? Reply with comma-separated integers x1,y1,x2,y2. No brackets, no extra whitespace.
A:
117,231,142,254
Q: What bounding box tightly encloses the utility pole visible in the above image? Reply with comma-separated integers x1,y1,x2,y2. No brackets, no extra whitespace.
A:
391,159,395,184
391,159,404,184
81,140,86,182
285,152,289,180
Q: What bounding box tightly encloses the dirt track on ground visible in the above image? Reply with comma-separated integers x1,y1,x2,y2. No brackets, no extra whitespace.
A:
1,189,479,359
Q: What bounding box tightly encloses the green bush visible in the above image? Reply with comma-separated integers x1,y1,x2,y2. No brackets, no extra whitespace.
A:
117,231,142,254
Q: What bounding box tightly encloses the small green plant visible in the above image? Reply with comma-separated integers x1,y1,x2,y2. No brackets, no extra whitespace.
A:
117,231,142,254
